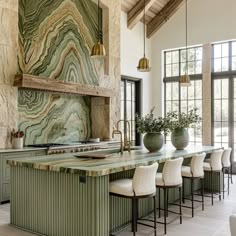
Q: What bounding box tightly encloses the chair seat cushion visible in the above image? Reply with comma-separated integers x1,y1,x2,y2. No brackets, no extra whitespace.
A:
109,179,134,196
155,173,165,186
181,166,192,177
203,162,211,171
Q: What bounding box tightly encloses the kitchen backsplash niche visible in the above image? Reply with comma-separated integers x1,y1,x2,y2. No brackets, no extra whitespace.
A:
18,0,103,144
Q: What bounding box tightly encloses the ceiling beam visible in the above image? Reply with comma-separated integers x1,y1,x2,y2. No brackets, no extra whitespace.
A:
147,0,184,38
128,0,156,29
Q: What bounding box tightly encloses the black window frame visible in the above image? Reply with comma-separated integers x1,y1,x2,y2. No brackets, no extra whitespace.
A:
121,75,141,146
163,46,203,144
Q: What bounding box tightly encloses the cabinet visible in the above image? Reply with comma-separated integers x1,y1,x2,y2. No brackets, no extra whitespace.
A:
0,149,47,203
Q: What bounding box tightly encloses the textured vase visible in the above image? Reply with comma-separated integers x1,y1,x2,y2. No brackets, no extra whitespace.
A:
143,132,164,152
171,128,189,150
12,137,24,149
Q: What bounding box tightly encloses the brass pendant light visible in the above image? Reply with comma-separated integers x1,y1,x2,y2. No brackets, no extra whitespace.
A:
137,0,151,72
91,0,106,58
180,0,191,86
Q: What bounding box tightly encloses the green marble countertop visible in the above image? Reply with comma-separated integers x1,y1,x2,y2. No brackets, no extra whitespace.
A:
7,145,222,176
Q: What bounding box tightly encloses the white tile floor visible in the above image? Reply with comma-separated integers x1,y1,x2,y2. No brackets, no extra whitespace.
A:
0,177,235,236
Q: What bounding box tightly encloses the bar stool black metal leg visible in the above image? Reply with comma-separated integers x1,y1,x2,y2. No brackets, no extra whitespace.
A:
228,168,230,196
231,164,233,184
211,171,214,205
191,178,194,217
167,189,169,217
201,178,204,211
153,196,157,236
132,198,135,234
219,172,221,201
164,188,167,235
135,198,138,232
182,178,185,204
158,188,161,218
223,168,225,199
179,187,182,224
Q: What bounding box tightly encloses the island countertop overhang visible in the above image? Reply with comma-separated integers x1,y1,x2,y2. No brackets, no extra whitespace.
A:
7,145,222,177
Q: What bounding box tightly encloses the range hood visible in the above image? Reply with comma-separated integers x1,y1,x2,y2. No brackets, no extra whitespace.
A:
14,74,113,97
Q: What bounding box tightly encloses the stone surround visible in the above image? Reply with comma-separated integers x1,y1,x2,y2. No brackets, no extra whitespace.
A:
0,0,18,148
0,0,121,147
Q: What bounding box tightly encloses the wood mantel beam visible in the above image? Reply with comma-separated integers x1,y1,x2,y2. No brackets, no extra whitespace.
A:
128,0,156,29
147,0,184,38
14,74,113,97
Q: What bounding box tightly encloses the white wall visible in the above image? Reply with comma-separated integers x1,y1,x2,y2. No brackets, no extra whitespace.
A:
121,12,152,115
151,0,236,115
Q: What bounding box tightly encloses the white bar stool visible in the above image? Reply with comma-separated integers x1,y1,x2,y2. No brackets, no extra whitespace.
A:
222,148,232,198
109,163,158,236
155,157,183,235
181,153,206,217
203,149,224,205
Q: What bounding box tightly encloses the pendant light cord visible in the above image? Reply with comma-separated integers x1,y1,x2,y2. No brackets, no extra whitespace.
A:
98,0,100,43
144,0,146,57
185,0,188,74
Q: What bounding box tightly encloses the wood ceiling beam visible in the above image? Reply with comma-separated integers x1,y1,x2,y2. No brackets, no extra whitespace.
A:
147,0,184,38
128,0,156,29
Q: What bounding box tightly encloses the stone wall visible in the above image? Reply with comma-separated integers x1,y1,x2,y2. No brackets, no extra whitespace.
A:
0,0,120,147
0,0,18,148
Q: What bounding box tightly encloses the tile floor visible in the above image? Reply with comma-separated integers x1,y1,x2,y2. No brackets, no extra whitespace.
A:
0,177,235,236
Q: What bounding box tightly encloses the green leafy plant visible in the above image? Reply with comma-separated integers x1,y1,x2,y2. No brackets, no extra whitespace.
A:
136,108,168,134
165,108,201,132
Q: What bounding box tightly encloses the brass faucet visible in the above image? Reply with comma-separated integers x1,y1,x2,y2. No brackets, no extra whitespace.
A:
117,120,131,152
112,130,123,154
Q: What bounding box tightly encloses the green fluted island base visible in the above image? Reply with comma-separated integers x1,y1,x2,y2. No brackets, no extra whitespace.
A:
10,164,222,236
10,166,109,236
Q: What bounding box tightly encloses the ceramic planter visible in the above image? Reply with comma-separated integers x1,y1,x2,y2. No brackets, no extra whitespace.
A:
143,132,164,152
12,137,24,149
171,127,189,150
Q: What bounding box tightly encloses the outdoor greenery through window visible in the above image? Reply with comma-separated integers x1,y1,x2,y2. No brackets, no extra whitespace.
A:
164,46,203,144
212,41,236,162
120,78,141,146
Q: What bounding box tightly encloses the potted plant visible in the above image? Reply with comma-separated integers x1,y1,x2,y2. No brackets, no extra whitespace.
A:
165,108,201,150
11,129,24,149
136,107,168,152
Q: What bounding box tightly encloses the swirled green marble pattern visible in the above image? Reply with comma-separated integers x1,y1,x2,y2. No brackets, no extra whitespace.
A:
18,0,103,144
18,0,102,85
18,89,91,145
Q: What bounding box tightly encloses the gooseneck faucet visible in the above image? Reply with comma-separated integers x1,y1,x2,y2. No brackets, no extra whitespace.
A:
112,129,123,154
117,120,131,153
112,120,131,154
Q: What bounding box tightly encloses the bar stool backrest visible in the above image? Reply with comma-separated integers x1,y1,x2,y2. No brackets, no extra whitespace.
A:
162,157,183,186
222,148,232,168
210,150,224,171
133,163,158,196
191,152,206,177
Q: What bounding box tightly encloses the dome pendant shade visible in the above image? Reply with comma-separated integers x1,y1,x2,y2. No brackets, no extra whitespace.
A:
137,56,151,72
180,74,191,86
91,41,106,58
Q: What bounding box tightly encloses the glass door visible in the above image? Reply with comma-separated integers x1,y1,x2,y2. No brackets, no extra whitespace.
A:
121,78,141,146
212,76,236,173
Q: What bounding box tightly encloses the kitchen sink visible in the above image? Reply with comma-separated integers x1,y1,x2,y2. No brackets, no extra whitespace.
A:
74,146,142,158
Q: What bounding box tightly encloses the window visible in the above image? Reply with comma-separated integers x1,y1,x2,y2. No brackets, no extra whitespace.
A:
164,46,203,144
212,41,236,161
120,77,141,146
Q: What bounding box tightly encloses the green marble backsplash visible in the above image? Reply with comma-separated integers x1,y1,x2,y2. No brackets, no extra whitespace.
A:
18,90,91,145
18,0,102,144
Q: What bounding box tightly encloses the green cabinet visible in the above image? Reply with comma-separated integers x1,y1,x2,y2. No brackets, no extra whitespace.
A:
0,149,47,203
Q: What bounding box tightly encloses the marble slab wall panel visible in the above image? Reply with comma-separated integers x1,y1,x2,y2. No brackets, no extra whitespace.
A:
18,0,102,85
17,0,104,144
0,1,18,148
18,89,91,145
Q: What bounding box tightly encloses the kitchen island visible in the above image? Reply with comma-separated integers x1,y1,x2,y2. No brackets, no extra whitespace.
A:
7,145,221,236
